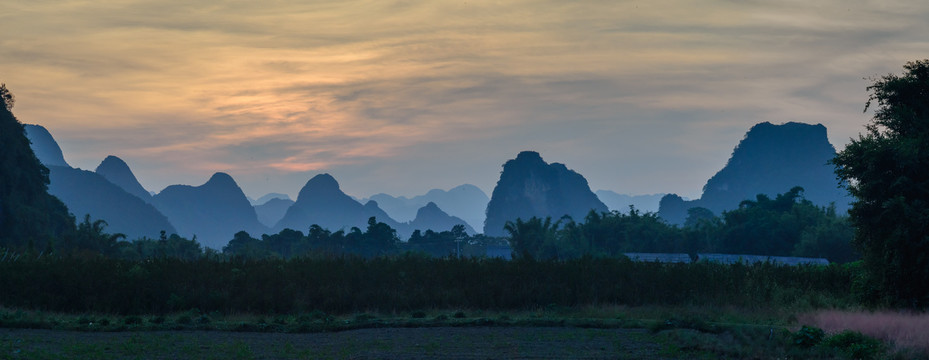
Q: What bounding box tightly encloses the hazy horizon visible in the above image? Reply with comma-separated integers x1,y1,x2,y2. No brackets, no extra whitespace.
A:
3,1,928,200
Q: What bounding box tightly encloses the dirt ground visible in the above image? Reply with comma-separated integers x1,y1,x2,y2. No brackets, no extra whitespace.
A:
1,326,675,359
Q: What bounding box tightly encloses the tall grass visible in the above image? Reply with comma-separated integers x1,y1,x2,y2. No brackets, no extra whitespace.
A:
0,256,857,315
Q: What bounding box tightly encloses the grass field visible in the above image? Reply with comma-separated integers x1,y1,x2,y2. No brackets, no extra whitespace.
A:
2,306,927,359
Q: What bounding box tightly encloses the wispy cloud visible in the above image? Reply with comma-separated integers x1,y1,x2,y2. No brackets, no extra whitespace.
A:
1,0,927,197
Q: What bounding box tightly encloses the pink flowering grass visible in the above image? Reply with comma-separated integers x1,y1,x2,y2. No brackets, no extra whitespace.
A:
800,310,929,352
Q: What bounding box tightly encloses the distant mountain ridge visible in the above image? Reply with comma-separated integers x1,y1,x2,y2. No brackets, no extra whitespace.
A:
407,202,476,235
47,165,177,240
595,190,665,213
252,193,291,206
484,151,608,236
275,174,474,239
254,198,295,228
658,122,852,224
366,184,489,230
24,125,176,240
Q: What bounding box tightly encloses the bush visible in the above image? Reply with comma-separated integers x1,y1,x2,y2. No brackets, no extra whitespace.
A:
822,331,884,360
0,257,856,315
792,325,825,348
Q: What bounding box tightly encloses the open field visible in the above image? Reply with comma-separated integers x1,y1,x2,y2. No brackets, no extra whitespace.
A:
3,307,927,359
1,257,926,358
1,327,668,360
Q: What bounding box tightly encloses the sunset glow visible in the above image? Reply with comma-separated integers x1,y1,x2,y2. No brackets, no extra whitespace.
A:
2,0,927,198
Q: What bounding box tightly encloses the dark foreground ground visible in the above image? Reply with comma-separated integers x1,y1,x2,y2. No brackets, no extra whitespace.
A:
2,327,673,359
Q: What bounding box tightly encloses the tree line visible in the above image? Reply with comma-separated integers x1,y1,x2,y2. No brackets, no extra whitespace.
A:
506,186,856,263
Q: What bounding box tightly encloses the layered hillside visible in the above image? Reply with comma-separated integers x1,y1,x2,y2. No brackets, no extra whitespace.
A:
47,165,176,240
254,197,295,228
23,125,175,240
367,184,489,230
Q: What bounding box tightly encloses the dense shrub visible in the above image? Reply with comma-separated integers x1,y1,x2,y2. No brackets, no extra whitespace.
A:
0,256,856,315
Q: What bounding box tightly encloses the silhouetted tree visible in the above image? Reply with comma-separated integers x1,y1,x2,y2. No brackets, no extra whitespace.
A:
0,83,13,110
833,59,929,307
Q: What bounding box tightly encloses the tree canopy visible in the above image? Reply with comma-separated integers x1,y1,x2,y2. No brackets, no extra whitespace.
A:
833,59,929,308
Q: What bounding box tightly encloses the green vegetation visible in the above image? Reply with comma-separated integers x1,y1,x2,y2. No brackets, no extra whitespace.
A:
0,256,856,315
0,83,75,252
833,59,929,308
506,187,855,263
0,306,914,359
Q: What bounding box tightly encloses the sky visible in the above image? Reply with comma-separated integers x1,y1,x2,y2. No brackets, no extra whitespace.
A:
2,1,928,201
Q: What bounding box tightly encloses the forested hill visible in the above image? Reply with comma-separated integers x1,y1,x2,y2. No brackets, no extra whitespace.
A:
484,151,607,237
0,88,74,249
659,122,852,225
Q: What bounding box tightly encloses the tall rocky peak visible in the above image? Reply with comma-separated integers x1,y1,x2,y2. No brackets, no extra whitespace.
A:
23,124,69,167
95,155,151,202
483,151,608,236
658,122,851,225
153,172,267,249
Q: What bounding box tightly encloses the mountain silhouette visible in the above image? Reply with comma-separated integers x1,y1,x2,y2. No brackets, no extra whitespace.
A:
274,174,400,234
658,122,852,225
595,190,665,213
275,174,472,240
254,197,295,228
152,172,267,249
367,184,489,230
22,125,175,240
23,124,69,167
95,155,152,203
484,151,608,236
253,192,291,206
407,202,476,235
1,113,73,247
47,165,177,240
